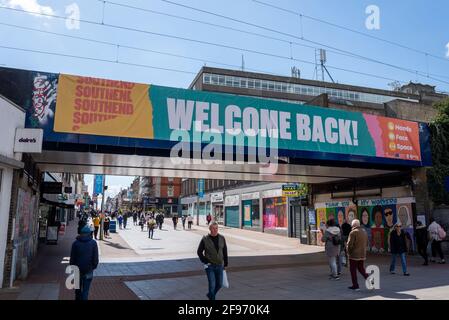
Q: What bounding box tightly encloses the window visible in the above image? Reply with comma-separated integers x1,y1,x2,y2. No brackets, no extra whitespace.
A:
202,73,417,105
167,186,174,197
261,80,268,90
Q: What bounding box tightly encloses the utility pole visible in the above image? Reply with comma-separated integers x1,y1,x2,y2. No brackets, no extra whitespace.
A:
99,176,105,240
196,194,200,226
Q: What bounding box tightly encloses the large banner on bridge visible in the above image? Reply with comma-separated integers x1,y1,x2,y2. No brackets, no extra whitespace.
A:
53,74,421,162
54,74,154,139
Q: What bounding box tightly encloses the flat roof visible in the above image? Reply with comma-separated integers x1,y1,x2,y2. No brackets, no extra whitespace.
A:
190,66,420,101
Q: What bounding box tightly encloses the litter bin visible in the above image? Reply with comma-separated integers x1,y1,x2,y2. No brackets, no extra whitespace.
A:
109,220,117,233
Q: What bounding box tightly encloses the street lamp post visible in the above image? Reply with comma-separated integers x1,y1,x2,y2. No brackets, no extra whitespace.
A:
99,176,106,240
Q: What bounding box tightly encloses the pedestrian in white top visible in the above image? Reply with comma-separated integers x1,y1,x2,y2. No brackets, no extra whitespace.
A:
428,219,446,264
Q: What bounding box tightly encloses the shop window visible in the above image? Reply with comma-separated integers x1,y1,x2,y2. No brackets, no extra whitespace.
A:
243,199,260,227
263,197,287,229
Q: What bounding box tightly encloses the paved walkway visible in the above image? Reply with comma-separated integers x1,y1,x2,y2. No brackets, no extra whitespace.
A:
1,217,449,300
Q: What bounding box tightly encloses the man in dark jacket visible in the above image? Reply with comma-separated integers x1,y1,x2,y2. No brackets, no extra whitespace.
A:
197,222,228,300
341,219,352,267
70,225,99,300
415,221,428,265
389,222,410,276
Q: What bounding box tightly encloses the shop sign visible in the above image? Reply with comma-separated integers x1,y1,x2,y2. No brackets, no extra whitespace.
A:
211,192,224,203
14,128,43,153
225,195,239,207
241,192,260,201
282,184,299,197
262,189,283,199
41,182,62,194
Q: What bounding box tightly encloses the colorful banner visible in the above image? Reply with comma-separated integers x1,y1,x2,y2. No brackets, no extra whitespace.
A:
54,74,154,139
52,74,422,162
94,174,104,195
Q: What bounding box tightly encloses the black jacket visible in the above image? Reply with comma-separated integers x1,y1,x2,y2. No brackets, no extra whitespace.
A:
415,226,428,248
70,235,99,275
390,230,407,254
341,223,352,237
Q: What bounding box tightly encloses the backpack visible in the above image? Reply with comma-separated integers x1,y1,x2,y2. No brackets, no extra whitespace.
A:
438,227,447,240
331,234,341,246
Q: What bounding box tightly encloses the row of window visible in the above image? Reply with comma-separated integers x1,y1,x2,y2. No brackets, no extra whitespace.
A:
182,179,243,196
203,73,418,105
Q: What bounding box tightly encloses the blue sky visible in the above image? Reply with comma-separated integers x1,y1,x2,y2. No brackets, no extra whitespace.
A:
1,0,448,196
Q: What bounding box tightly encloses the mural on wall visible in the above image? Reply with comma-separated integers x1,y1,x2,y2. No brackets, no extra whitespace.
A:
345,205,357,225
397,203,413,228
315,197,416,252
316,201,355,246
28,72,58,128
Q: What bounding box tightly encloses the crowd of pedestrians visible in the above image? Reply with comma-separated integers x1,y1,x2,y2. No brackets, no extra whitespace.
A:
320,215,446,291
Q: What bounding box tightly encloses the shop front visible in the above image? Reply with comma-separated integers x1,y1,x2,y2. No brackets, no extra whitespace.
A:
262,189,288,236
224,195,240,228
211,192,224,225
241,192,260,230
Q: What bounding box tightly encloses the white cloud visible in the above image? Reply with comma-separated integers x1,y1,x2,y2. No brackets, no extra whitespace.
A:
2,0,54,18
446,42,449,58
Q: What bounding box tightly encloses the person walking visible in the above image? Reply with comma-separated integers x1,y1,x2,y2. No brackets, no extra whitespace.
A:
117,214,123,230
188,214,194,230
172,215,179,230
321,219,342,280
103,216,110,238
70,225,99,300
147,216,156,239
415,221,429,265
139,215,145,231
206,214,212,225
341,219,352,267
389,222,410,276
133,211,138,226
346,219,370,291
181,215,187,230
428,218,446,264
197,222,228,300
157,212,164,230
123,213,128,229
92,215,100,240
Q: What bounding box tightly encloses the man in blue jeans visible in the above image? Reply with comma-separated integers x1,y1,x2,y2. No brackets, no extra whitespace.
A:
70,225,99,300
197,222,228,300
